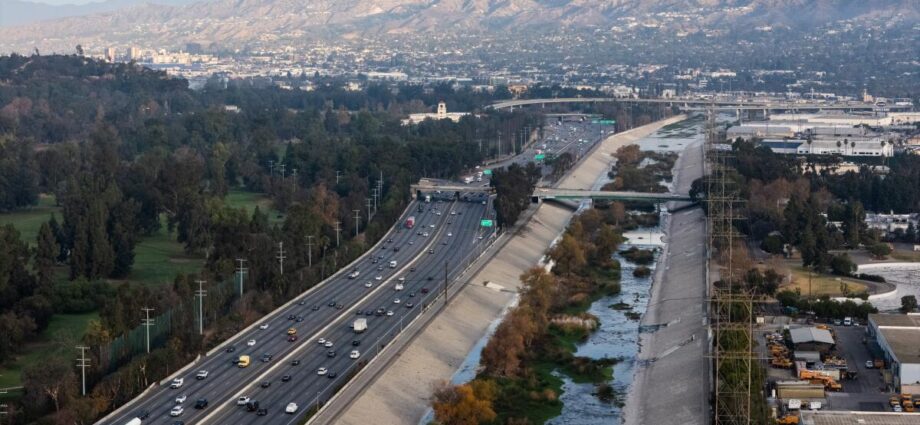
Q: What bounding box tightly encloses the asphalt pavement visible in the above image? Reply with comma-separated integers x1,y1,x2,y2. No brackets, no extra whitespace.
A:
100,197,495,425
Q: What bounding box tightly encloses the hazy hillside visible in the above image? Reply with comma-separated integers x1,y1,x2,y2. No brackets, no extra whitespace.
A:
1,0,917,52
0,0,195,28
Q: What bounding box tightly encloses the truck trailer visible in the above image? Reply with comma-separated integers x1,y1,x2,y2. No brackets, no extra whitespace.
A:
353,318,367,333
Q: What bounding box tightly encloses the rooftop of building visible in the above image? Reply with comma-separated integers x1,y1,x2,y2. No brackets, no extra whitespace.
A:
869,313,920,328
802,411,920,425
878,328,920,364
789,327,835,345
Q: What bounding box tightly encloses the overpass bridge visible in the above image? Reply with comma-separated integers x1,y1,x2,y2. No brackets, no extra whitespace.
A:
490,97,879,113
531,187,694,203
410,180,494,199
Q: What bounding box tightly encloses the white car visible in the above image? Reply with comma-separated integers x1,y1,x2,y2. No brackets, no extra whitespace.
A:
285,402,298,414
387,310,394,316
259,323,269,330
398,277,406,282
429,224,435,228
324,341,334,348
317,338,326,345
364,282,373,288
375,276,383,281
422,232,429,237
447,232,452,237
175,395,187,404
393,298,401,304
450,211,456,215
195,370,209,380
237,396,250,406
894,405,903,412
170,406,184,417
247,339,256,346
350,350,360,359
317,367,328,376
170,378,184,389
866,360,874,368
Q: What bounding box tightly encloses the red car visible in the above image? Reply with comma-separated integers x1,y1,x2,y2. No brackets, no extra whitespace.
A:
287,335,297,342
420,288,429,294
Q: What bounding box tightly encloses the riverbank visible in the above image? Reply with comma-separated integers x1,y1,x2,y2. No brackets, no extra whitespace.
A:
336,116,686,425
623,130,708,425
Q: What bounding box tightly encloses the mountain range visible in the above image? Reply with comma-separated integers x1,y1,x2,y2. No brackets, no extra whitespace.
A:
1,0,917,53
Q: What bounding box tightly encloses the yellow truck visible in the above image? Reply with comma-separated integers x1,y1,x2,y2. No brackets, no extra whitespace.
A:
238,355,250,368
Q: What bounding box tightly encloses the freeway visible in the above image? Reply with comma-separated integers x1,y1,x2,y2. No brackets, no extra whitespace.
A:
99,198,495,425
489,97,879,111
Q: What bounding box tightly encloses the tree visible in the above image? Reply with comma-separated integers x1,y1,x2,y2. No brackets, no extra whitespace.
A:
830,254,856,276
432,382,497,425
35,221,59,291
867,243,892,259
22,357,76,413
901,295,918,313
548,234,587,276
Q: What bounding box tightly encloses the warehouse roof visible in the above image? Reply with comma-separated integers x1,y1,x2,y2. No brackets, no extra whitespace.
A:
802,411,920,425
869,313,920,328
789,327,835,345
877,328,920,364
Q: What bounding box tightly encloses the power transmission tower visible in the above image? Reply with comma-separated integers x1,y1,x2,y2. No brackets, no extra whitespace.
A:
76,345,90,396
704,105,761,425
141,307,155,353
277,242,286,275
366,198,373,221
306,235,315,268
195,280,207,335
353,210,361,237
236,258,248,298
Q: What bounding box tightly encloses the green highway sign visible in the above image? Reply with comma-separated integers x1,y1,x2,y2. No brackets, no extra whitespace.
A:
592,119,616,125
480,219,494,227
483,169,492,175
534,154,546,161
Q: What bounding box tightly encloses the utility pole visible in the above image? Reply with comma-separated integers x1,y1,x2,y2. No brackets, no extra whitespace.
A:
353,210,361,237
335,170,341,185
195,280,207,335
306,236,314,268
277,242,286,275
366,198,373,221
141,307,155,353
335,221,341,247
279,163,286,180
269,160,274,178
371,188,379,214
236,258,247,298
76,345,90,396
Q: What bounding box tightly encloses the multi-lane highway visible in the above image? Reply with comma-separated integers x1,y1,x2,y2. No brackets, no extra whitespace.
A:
100,197,495,425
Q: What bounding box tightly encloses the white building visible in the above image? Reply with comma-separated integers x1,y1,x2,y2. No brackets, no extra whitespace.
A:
867,314,920,394
796,139,893,157
865,213,919,235
402,102,470,125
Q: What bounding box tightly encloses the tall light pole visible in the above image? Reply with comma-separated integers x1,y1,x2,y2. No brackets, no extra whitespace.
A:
76,346,90,396
306,235,314,268
195,280,207,335
335,221,342,247
277,242,286,275
141,307,155,353
353,210,361,237
236,258,247,298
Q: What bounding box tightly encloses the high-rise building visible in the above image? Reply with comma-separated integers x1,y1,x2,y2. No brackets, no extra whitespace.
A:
128,47,141,60
105,47,116,62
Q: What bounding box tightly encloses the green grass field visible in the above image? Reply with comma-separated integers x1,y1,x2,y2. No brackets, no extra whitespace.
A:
0,312,98,390
225,188,285,224
127,223,205,286
0,194,60,246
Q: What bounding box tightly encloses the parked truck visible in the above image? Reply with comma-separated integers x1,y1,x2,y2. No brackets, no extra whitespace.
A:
353,318,367,333
406,216,415,229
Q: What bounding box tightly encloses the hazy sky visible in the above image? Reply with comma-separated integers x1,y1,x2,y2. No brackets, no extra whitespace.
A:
25,0,102,4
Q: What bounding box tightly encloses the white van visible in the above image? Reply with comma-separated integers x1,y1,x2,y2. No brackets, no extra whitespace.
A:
389,260,397,268
843,317,853,326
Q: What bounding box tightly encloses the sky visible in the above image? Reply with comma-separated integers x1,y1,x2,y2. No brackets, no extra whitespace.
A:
23,0,104,4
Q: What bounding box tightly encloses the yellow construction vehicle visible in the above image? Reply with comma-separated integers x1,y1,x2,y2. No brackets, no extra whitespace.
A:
902,394,914,412
776,415,799,424
771,357,793,368
890,396,901,407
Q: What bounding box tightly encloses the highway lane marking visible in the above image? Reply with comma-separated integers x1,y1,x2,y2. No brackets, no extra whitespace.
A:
197,202,458,424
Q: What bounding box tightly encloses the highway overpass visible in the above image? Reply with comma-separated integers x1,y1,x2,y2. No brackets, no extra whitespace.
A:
490,97,879,113
532,187,694,203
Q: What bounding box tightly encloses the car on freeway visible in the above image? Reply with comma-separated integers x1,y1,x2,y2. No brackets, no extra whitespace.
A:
428,249,434,254
327,350,336,357
406,302,414,308
350,350,360,359
287,328,297,335
427,276,434,281
260,381,271,388
377,266,383,271
421,288,429,294
375,275,383,281
194,399,208,409
170,406,184,417
247,339,256,346
195,370,208,380
328,300,336,307
285,403,298,414
410,267,416,272
281,375,292,382
393,298,401,304
175,395,187,404
298,299,306,305
317,367,328,376
296,316,304,322
136,410,150,419
259,323,269,330
355,309,363,315
312,305,320,311
170,378,184,388
260,353,273,362
387,310,394,316
291,359,301,366
423,232,429,237
324,341,334,348
352,340,361,346
327,371,337,379
225,346,235,353
336,304,344,309
317,338,326,344
256,408,268,416
237,396,250,406
364,282,373,288
447,232,452,237
409,292,416,297
287,314,296,320
288,335,297,342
